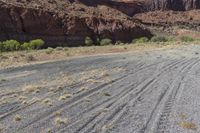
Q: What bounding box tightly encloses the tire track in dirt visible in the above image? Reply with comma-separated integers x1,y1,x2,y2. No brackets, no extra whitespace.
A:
14,59,174,132
88,59,192,133
141,58,199,133
56,59,189,133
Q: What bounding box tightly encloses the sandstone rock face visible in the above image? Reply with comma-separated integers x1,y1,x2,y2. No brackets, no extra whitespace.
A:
0,0,152,47
76,0,200,16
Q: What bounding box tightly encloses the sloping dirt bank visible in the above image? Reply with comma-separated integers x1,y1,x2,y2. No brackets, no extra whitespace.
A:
1,45,200,132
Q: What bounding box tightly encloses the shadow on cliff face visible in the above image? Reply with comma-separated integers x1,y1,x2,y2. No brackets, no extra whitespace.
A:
73,0,200,16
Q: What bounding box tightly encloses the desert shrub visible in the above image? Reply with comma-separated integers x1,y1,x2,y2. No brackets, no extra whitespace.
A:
100,38,112,46
167,36,176,42
180,36,195,42
55,47,63,50
151,36,168,42
132,37,149,44
29,39,45,49
46,47,54,54
0,42,3,52
21,42,33,50
2,40,21,51
85,37,94,46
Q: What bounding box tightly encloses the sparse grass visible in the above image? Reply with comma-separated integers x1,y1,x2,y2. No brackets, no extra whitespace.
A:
42,98,53,106
41,128,52,133
151,36,168,42
18,96,27,101
84,97,92,102
100,38,112,46
21,100,28,105
23,85,41,93
45,47,54,54
102,124,114,130
55,111,62,116
180,36,195,42
100,108,109,113
0,42,182,69
54,117,67,125
78,87,88,93
59,93,72,101
102,92,111,97
55,47,63,51
179,121,197,130
14,114,21,122
179,114,187,119
132,37,149,44
0,79,6,82
25,54,35,62
0,97,9,104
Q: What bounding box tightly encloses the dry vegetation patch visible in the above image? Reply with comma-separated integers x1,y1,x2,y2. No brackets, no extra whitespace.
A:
0,44,178,70
179,121,197,130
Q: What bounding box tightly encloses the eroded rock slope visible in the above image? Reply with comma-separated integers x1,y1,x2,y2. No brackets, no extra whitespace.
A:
0,0,152,47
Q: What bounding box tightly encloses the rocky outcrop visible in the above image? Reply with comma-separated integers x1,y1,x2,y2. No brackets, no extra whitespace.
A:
76,0,200,16
0,0,152,47
134,10,200,32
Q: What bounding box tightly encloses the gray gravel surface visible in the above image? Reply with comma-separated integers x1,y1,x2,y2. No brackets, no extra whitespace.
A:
1,45,200,133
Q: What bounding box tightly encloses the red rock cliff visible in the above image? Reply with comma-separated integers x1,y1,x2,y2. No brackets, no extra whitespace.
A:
0,0,152,46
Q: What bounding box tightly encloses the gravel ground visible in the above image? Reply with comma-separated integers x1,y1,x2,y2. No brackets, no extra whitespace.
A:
0,45,200,133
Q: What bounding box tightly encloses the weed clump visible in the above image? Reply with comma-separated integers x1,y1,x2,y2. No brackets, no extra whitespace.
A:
100,38,112,46
132,37,149,44
179,121,197,130
54,117,67,125
85,37,94,46
14,115,21,122
180,36,195,42
151,36,168,42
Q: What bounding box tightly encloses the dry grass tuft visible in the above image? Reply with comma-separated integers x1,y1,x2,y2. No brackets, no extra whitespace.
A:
14,114,21,122
102,124,114,131
23,85,41,93
102,92,111,97
78,87,88,93
42,98,53,106
100,108,109,113
55,111,62,117
59,93,72,101
18,96,27,101
179,121,197,130
0,97,9,104
84,97,92,102
54,117,67,125
0,79,6,82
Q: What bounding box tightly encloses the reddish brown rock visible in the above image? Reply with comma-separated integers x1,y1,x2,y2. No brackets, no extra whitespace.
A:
76,0,200,16
0,0,152,46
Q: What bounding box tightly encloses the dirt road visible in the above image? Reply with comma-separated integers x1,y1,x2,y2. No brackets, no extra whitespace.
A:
1,45,200,133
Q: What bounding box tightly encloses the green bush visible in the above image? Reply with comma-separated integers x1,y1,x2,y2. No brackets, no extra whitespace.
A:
2,40,21,51
96,38,100,46
100,38,112,46
0,39,45,52
29,39,45,49
151,36,168,42
180,36,195,42
85,37,94,46
132,37,149,44
0,42,3,52
21,42,32,50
